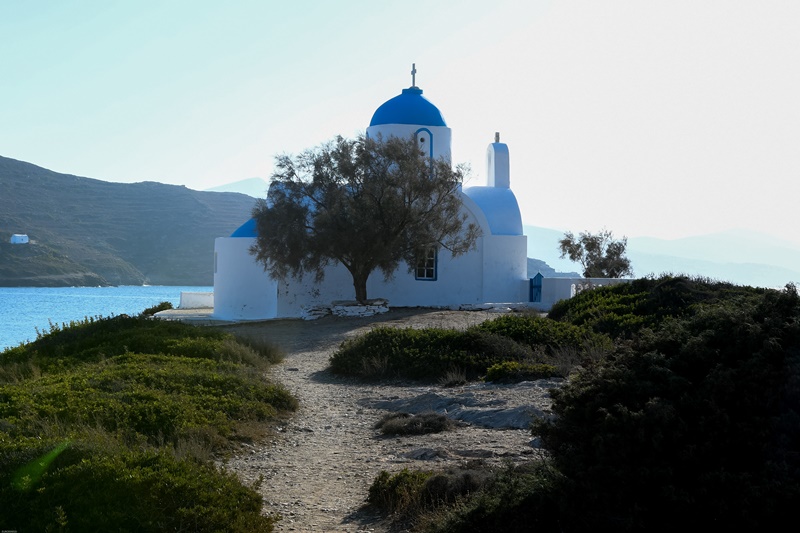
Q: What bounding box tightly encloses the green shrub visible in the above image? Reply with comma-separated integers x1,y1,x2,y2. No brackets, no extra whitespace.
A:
330,326,531,381
475,314,609,353
0,352,296,446
532,282,800,530
484,361,559,382
330,314,611,382
424,462,567,533
363,280,800,532
368,462,565,532
0,440,277,532
475,315,612,378
546,282,652,338
140,301,174,316
1,314,282,376
0,314,296,532
547,274,768,339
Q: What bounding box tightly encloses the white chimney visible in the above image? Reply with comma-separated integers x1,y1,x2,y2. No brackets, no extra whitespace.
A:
486,132,510,188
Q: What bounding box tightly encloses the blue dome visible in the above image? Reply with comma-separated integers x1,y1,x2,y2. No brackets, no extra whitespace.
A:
230,218,257,238
369,87,447,127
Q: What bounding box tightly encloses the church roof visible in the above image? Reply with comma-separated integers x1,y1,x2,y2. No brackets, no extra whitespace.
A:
369,87,447,127
230,218,257,238
462,186,523,236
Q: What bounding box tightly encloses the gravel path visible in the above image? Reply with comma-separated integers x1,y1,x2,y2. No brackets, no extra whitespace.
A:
220,309,557,532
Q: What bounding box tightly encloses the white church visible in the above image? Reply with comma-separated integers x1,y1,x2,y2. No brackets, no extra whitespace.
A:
210,71,610,320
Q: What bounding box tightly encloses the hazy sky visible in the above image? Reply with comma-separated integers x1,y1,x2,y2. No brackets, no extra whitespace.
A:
2,1,798,245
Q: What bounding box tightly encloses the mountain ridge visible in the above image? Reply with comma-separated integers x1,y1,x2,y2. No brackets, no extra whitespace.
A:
0,155,256,286
205,177,268,198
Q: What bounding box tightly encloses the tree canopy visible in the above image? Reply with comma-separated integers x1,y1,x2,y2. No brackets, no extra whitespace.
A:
250,134,480,302
558,228,633,278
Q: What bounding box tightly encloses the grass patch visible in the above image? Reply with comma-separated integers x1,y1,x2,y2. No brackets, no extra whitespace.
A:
0,309,296,531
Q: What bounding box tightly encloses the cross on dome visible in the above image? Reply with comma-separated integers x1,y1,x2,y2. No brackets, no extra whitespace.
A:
411,63,417,88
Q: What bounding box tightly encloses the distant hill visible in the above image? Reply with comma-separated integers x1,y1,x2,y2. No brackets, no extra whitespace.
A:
526,257,580,278
0,155,255,286
524,225,800,288
205,177,269,198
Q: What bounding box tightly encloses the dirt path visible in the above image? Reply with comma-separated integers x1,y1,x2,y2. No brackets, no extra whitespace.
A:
220,309,556,532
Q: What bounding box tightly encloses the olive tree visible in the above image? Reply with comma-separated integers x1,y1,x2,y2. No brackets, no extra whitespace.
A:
558,228,633,278
250,134,480,302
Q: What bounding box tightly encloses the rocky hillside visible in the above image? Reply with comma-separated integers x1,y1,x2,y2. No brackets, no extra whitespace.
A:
0,155,256,286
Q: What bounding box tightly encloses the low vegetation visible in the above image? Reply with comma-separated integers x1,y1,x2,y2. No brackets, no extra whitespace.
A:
369,462,559,531
329,315,608,382
141,300,174,316
0,310,296,532
484,361,558,383
369,468,438,516
546,274,767,338
363,276,800,531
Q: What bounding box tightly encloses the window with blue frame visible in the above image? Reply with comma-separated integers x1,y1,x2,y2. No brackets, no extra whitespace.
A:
415,247,437,281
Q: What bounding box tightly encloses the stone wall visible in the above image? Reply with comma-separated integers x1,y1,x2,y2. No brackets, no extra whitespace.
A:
301,299,390,320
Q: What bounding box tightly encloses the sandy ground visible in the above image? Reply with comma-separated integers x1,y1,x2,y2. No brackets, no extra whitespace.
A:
205,308,557,532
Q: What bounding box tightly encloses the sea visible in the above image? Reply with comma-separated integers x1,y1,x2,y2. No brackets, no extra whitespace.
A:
0,286,212,351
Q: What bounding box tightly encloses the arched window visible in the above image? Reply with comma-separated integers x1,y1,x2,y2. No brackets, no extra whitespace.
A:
415,128,433,159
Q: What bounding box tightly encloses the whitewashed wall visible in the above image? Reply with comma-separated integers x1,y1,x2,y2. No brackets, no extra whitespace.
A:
366,123,452,162
179,292,214,309
275,246,486,317
213,237,278,320
482,234,528,302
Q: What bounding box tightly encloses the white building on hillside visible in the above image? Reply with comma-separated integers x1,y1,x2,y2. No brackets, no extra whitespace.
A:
213,72,529,320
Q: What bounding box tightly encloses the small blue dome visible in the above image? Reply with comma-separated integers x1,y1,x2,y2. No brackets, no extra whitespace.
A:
230,218,258,238
370,87,447,127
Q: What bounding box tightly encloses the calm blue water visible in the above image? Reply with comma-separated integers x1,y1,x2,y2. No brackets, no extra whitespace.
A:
0,286,212,351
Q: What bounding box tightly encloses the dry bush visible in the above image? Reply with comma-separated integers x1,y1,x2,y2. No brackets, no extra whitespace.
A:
375,412,454,436
362,355,391,378
438,366,467,387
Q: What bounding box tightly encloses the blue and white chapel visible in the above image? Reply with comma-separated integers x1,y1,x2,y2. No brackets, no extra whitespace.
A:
212,68,529,319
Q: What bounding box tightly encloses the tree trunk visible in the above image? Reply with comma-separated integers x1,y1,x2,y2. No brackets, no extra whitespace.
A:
352,271,369,303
